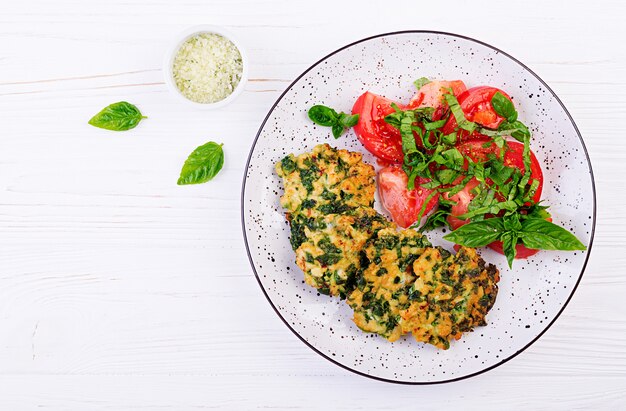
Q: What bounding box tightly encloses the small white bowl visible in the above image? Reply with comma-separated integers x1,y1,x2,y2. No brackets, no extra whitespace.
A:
164,25,249,109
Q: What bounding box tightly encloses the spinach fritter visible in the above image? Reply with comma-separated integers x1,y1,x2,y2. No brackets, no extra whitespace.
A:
347,228,432,341
348,228,499,348
275,144,376,219
276,145,500,350
398,246,500,349
293,207,392,299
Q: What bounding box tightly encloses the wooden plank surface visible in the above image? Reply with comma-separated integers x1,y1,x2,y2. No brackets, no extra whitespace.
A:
1,0,625,409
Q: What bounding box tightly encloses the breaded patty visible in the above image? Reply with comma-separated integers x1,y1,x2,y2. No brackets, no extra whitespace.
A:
275,144,376,219
348,228,499,349
276,145,500,350
293,207,392,299
347,228,432,341
399,247,499,349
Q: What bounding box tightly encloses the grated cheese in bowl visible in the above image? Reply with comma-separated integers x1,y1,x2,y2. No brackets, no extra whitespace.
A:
166,27,247,107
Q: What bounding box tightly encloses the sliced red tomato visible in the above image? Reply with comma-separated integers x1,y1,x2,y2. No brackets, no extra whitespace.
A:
487,241,540,259
501,141,544,201
407,80,467,110
352,92,405,163
454,139,543,202
444,139,544,258
446,177,481,231
462,86,511,128
378,165,439,228
442,86,512,140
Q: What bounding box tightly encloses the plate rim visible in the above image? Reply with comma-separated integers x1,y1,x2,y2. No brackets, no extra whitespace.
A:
240,30,597,384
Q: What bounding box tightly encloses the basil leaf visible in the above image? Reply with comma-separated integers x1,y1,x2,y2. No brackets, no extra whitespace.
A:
501,231,518,268
308,105,338,127
503,213,522,231
483,120,530,142
404,149,427,168
420,179,442,189
525,203,552,220
524,179,540,202
414,77,431,90
88,101,146,131
390,102,404,113
177,142,224,185
433,148,464,170
406,169,420,191
417,204,451,232
415,190,439,223
519,218,586,251
444,175,473,196
479,121,530,143
435,169,459,185
442,132,457,145
444,92,477,133
331,123,344,139
308,105,358,139
516,133,532,193
443,218,506,247
510,123,531,142
464,185,494,221
489,159,515,187
400,112,418,154
470,161,487,183
384,112,402,128
385,106,434,131
339,113,359,128
423,118,447,131
503,169,521,201
492,134,507,150
414,106,436,122
458,199,518,221
491,92,517,123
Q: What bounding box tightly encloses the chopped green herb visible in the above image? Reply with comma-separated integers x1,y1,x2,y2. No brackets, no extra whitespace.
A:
413,77,431,90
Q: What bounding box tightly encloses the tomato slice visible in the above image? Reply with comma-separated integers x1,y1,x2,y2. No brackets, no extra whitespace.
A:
445,139,501,227
352,92,405,163
501,141,544,202
461,86,511,128
407,80,467,110
378,165,439,228
487,241,540,259
455,139,543,202
444,139,544,258
442,86,512,140
446,177,481,231
351,84,468,163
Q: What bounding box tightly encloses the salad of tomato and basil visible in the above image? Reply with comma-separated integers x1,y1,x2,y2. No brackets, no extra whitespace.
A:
307,77,586,267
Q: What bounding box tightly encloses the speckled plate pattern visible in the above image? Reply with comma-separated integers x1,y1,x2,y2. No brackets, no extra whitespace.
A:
241,31,595,384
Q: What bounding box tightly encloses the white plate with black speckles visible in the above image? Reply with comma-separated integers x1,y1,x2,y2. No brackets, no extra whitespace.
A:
241,31,595,384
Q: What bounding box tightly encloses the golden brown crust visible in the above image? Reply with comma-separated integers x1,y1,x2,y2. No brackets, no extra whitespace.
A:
293,207,392,298
275,144,376,218
276,145,500,349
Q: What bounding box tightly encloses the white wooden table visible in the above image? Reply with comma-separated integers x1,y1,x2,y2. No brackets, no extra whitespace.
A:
1,0,625,409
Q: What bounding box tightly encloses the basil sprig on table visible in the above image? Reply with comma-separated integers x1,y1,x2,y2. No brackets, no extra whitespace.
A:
88,101,147,131
443,214,586,268
308,105,359,138
177,142,224,185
